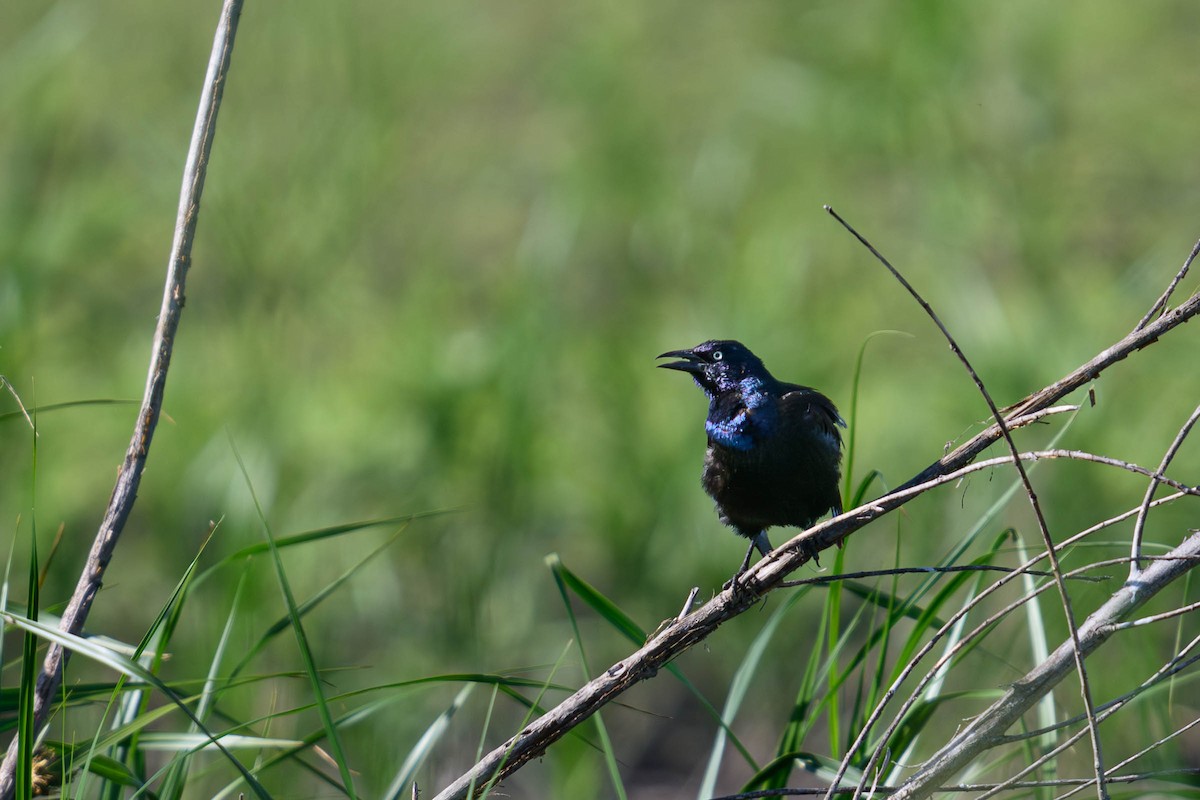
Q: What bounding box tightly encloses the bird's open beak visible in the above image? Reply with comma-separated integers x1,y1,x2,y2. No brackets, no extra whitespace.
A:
657,348,704,374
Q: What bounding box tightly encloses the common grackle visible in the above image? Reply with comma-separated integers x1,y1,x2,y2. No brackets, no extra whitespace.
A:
658,340,845,575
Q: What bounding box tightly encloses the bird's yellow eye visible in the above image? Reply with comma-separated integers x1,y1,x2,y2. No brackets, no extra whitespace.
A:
712,351,723,361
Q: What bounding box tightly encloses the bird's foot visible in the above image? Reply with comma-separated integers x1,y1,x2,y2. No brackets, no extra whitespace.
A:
798,538,823,568
722,566,759,599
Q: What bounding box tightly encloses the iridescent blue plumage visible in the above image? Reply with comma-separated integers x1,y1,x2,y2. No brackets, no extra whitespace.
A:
659,339,845,574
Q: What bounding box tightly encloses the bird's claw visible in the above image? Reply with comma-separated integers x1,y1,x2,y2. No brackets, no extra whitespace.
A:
723,568,759,599
799,539,822,568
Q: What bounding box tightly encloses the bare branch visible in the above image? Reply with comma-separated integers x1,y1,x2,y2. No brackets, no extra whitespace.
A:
779,564,1106,588
1135,236,1200,331
706,766,1200,797
1130,403,1200,579
0,2,244,795
886,531,1200,800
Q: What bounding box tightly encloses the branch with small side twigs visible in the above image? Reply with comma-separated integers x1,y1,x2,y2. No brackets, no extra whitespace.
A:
846,549,1200,800
886,531,1200,800
433,244,1200,799
973,631,1200,800
707,765,1200,798
0,2,244,796
780,564,1108,588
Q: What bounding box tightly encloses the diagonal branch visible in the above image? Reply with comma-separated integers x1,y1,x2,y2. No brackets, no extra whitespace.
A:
433,274,1200,799
887,531,1200,800
0,1,244,795
823,206,1107,800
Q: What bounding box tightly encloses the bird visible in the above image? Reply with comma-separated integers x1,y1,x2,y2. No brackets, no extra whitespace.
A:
658,339,845,577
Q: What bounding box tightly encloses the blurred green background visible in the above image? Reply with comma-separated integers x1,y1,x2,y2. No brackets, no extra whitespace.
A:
2,1,1200,797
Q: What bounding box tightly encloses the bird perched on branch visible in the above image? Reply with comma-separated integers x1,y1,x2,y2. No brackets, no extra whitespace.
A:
658,340,845,576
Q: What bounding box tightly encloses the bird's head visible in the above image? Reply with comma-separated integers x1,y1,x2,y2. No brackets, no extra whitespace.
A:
657,339,771,396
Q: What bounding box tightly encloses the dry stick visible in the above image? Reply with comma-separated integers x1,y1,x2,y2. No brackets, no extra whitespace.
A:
1134,236,1199,332
823,553,1120,800
1051,712,1200,800
997,637,1200,800
433,293,1200,800
780,564,1107,588
0,1,244,795
823,206,1109,800
887,530,1200,800
707,766,1200,798
820,486,1196,800
996,626,1200,746
1129,403,1200,580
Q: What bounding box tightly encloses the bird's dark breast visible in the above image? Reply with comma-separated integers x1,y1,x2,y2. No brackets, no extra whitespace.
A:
702,427,842,536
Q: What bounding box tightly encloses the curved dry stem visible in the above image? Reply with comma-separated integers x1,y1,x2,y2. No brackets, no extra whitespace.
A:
825,206,1107,799
1130,403,1200,579
0,2,244,796
887,531,1200,800
1135,236,1200,331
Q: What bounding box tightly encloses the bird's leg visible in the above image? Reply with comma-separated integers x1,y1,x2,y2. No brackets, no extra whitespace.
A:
725,531,772,592
737,542,757,576
799,537,822,568
738,531,773,575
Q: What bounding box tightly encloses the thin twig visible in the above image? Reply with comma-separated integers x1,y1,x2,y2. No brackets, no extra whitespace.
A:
824,553,1122,800
678,587,700,621
998,630,1200,745
706,766,1200,798
824,206,1107,798
0,2,244,795
886,530,1200,800
1106,597,1200,629
974,647,1200,800
0,377,35,432
1051,714,1200,800
779,564,1106,588
1130,403,1200,580
1134,236,1200,331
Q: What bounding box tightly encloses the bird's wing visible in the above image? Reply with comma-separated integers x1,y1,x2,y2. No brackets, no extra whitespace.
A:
779,384,846,443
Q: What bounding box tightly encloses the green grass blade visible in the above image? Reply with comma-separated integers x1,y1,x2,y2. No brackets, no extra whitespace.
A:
1014,530,1056,796
0,398,138,424
748,751,865,795
547,556,757,767
16,531,37,800
546,553,645,644
476,641,574,800
696,589,809,798
842,330,912,509
0,609,271,798
16,407,39,800
767,593,875,787
383,684,475,800
102,519,224,799
548,555,627,800
192,510,454,589
228,528,407,681
41,743,149,792
159,566,249,800
229,433,358,799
